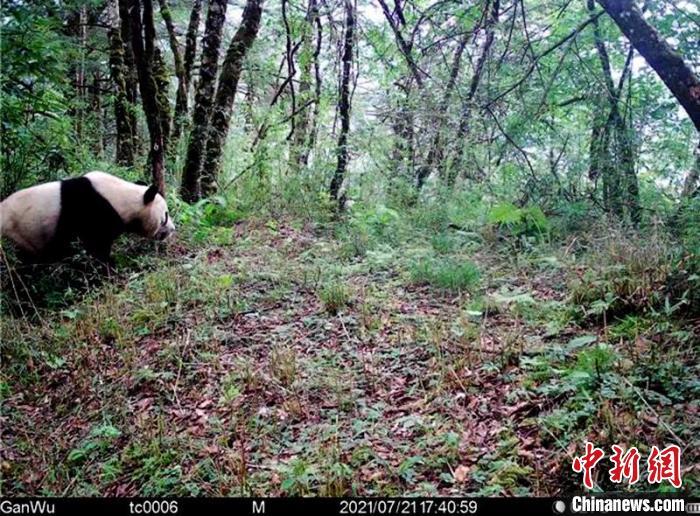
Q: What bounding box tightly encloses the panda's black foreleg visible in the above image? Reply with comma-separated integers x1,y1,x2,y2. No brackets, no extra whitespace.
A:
83,238,115,274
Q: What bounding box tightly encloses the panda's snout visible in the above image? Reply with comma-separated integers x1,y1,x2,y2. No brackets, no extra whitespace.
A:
156,227,175,241
155,220,176,241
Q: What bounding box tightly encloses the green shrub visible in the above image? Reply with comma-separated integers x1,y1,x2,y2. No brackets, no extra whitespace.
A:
568,228,679,318
351,204,401,238
319,282,350,315
488,202,550,240
409,258,480,292
175,196,246,244
675,196,700,313
430,233,455,254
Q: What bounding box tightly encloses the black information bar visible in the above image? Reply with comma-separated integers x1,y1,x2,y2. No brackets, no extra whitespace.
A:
0,496,694,516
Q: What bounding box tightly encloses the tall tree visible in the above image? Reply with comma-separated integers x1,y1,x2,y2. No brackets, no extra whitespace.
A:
378,0,421,186
200,0,264,198
448,0,500,187
107,0,135,166
588,0,638,222
180,0,229,202
306,2,323,159
175,0,203,142
415,34,469,190
596,0,700,209
329,0,355,210
63,7,88,145
182,0,203,93
127,0,167,193
154,47,173,149
289,0,320,172
596,0,700,131
158,0,198,144
118,0,139,153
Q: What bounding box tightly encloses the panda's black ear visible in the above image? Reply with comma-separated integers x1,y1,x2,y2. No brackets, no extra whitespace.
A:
143,184,159,204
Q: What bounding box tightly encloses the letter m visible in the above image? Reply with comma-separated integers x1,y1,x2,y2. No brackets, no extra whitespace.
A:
252,500,265,514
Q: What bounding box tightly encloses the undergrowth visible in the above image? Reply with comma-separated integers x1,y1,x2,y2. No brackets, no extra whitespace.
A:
1,186,697,496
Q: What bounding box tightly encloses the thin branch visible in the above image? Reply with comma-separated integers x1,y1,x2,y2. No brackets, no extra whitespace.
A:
485,10,605,107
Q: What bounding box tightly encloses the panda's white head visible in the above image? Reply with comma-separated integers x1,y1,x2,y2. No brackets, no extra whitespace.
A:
139,184,176,241
83,172,176,242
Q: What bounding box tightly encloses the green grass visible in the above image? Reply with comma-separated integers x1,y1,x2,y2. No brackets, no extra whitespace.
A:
1,205,697,496
318,281,351,315
409,257,480,292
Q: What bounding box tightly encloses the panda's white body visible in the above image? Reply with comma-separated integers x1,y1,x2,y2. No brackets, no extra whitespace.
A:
0,181,62,254
0,171,175,265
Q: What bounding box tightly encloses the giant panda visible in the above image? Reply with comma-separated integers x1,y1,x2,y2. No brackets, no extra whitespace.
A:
0,171,175,267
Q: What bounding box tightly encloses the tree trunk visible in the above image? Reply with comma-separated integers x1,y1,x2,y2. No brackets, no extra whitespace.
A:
307,4,323,156
143,0,170,150
328,0,355,210
77,6,87,144
118,0,139,153
589,0,622,218
377,0,424,189
180,0,229,202
91,71,104,157
589,0,638,221
290,0,319,172
448,0,499,187
617,113,640,223
681,143,700,199
153,47,173,149
128,0,166,194
200,0,264,198
108,0,135,166
64,8,87,145
183,0,203,91
597,0,700,132
173,0,203,142
377,0,423,88
157,0,189,144
415,34,469,190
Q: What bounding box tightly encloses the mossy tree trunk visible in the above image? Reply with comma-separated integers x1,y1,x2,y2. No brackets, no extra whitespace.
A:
289,0,320,173
157,0,194,145
200,0,264,198
448,0,499,188
153,47,173,151
328,0,355,211
597,0,700,132
128,0,166,194
180,0,229,202
118,0,139,154
108,0,135,166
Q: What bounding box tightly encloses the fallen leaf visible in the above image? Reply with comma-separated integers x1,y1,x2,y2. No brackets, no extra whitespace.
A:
454,465,470,483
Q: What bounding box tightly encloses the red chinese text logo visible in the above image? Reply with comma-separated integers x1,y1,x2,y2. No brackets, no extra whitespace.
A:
647,445,682,488
572,443,682,490
572,442,605,489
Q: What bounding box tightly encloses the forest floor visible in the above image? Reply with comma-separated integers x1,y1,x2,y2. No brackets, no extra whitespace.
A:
1,217,698,496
